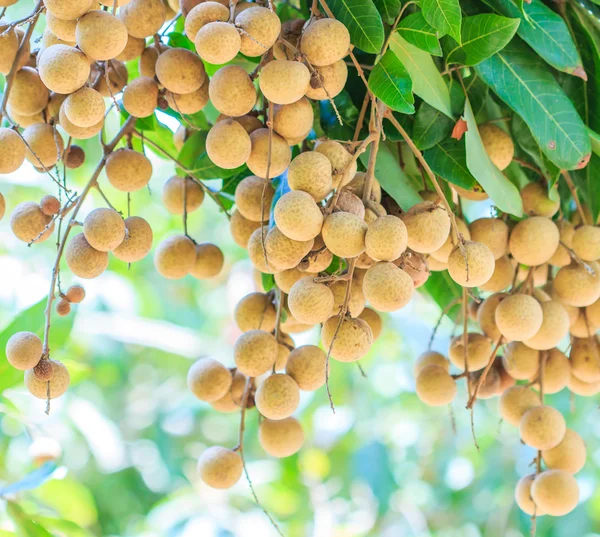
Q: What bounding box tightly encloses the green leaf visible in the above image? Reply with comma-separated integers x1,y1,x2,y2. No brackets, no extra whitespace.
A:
373,0,401,24
421,0,462,43
0,462,57,496
166,32,195,51
359,141,422,210
7,503,54,537
422,271,462,321
319,90,359,140
136,119,178,161
368,50,414,113
463,97,523,215
571,153,600,223
321,0,385,53
413,102,453,150
261,273,275,292
176,131,207,175
588,127,600,158
397,12,442,56
34,518,95,537
476,38,591,170
389,33,453,118
190,153,248,180
423,139,478,190
446,14,520,66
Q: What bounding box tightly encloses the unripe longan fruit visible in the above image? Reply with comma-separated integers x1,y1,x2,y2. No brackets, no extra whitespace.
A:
499,385,540,427
259,417,304,457
83,208,125,252
105,149,152,193
321,316,373,362
25,360,70,399
521,182,560,217
187,358,232,402
115,34,145,62
495,294,543,342
285,345,326,391
363,262,413,312
478,123,514,170
235,6,281,57
206,119,251,170
0,128,26,174
502,342,539,380
113,216,153,263
65,233,109,278
247,128,291,179
65,284,85,303
515,474,545,516
415,364,457,407
274,191,323,242
234,175,274,222
123,77,158,119
322,212,367,258
230,209,260,248
572,225,600,262
6,332,42,371
288,278,334,325
306,60,348,100
287,151,332,202
413,351,449,376
195,21,241,64
209,65,256,117
255,373,300,420
329,279,365,318
185,1,229,40
166,82,209,115
447,241,495,288
265,226,314,270
234,329,278,376
10,202,54,243
156,47,205,94
553,261,600,307
259,60,310,105
76,10,128,61
162,176,205,214
154,235,196,279
8,67,49,116
38,45,90,95
531,470,579,516
365,216,407,262
468,217,509,260
520,405,566,450
570,337,600,383
190,243,224,279
542,428,586,474
402,202,451,254
197,446,243,489
273,97,314,140
523,300,570,350
301,18,350,66
63,87,105,128
509,216,559,267
118,0,165,38
548,220,575,267
234,292,276,332
43,0,92,20
314,140,356,189
448,333,492,371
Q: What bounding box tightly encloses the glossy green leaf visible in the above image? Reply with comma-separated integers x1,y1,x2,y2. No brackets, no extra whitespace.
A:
422,271,462,321
476,38,591,170
261,273,275,292
421,0,462,43
166,32,195,51
373,0,401,24
446,14,520,66
176,131,207,175
423,139,478,190
571,154,600,223
368,50,414,113
397,12,442,56
322,0,385,53
463,98,523,215
588,127,600,158
389,33,453,118
413,102,453,150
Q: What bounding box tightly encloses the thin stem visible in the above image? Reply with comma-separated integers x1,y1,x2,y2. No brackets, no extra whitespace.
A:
561,170,588,225
466,337,503,408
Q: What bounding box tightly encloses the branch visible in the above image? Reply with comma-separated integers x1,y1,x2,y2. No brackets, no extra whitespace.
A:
561,170,588,225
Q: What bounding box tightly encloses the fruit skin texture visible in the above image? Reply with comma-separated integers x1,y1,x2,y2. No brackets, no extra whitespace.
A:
190,243,224,279
321,316,373,363
25,360,70,399
235,175,274,223
209,65,256,117
288,278,334,325
247,227,277,274
259,60,310,105
206,119,251,169
0,128,25,174
6,332,42,371
10,202,54,243
38,45,90,95
521,182,560,217
499,386,540,427
523,300,570,351
495,294,543,342
413,351,449,376
265,227,313,270
447,241,495,288
112,216,153,263
259,417,304,457
83,208,126,252
106,149,153,193
363,262,414,312
229,210,261,248
234,329,278,377
553,261,600,307
155,47,205,94
549,221,575,268
235,6,281,57
43,0,93,20
306,60,348,100
76,10,128,61
123,76,159,119
509,216,560,267
330,278,365,318
247,128,291,179
255,373,300,420
415,364,457,407
63,87,105,128
166,82,209,115
162,176,205,216
479,254,514,293
301,19,350,66
478,123,514,170
8,67,49,116
212,370,246,412
197,446,243,489
357,307,382,339
118,0,165,38
520,405,566,450
468,217,509,260
185,2,229,40
515,474,545,516
536,348,570,394
273,97,314,140
274,191,323,242
195,21,241,64
502,342,539,380
531,470,579,516
365,216,408,262
542,428,586,474
570,337,600,383
321,212,367,258
448,333,492,371
572,225,600,262
23,123,64,168
285,345,326,391
402,202,451,254
66,233,109,278
234,292,276,332
153,235,196,279
315,140,357,189
287,151,333,202
187,358,232,402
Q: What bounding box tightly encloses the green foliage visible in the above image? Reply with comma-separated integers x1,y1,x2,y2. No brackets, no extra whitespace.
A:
423,139,478,190
397,12,442,56
421,0,462,43
373,0,401,24
368,50,414,113
412,102,454,150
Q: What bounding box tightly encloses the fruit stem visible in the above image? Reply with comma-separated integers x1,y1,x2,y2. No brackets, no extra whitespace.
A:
465,336,503,409
561,170,588,225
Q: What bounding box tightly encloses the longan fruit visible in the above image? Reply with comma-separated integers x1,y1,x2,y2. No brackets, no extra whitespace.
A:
259,60,310,105
6,332,42,371
299,247,333,273
184,1,229,40
336,191,365,220
190,243,224,279
162,175,205,215
448,333,493,371
524,300,570,351
274,268,305,293
234,292,276,332
63,87,105,129
520,405,566,450
322,212,367,258
521,182,560,217
306,60,348,100
0,25,19,75
211,370,246,412
220,113,263,134
206,119,251,170
345,172,383,203
138,46,160,78
235,6,282,57
568,373,600,396
572,225,600,262
495,294,543,342
402,202,451,254
65,284,85,303
430,218,470,263
515,474,545,516
499,385,540,427
265,226,314,270
509,216,560,267
275,333,294,370
287,151,333,202
553,261,600,307
38,45,90,95
58,104,103,140
280,309,312,334
415,364,457,406
247,128,291,179
542,428,586,474
76,10,128,61
44,0,92,21
155,48,205,94
10,201,54,243
113,216,153,263
259,417,304,458
413,351,449,376
8,67,49,116
229,209,261,248
197,446,243,489
447,241,495,288
154,235,197,279
329,278,365,318
365,216,408,262
587,298,600,327
272,97,314,141
247,227,277,274
285,345,326,391
255,373,300,420
7,109,44,128
548,221,576,267
569,312,598,338
123,76,158,119
96,60,128,97
531,470,579,516
234,329,278,376
24,360,70,399
469,366,502,399
363,262,413,312
235,175,274,222
118,0,165,38
499,362,518,395
321,315,373,362
65,233,109,278
115,34,146,62
209,65,256,117
301,18,350,66
0,127,26,174
40,28,75,51
56,299,71,316
468,217,509,260
315,140,356,189
166,81,209,115
570,337,600,383
187,358,232,402
195,21,241,64
355,308,381,340
274,191,323,242
39,196,59,219
83,208,125,252
478,123,514,171
106,149,152,193
0,193,5,221
288,278,334,325
479,254,514,293
502,342,539,380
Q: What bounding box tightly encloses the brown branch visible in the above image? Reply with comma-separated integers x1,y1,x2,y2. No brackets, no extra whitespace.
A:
561,170,588,225
466,336,503,409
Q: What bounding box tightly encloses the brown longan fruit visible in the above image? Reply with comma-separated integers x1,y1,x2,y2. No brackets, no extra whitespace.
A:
118,0,165,38
515,474,545,516
195,21,241,65
234,292,276,332
6,331,42,371
535,348,570,394
479,254,514,293
300,248,333,274
184,1,229,40
531,470,579,516
166,81,209,115
235,6,281,57
447,241,495,288
413,351,449,376
38,195,60,217
25,360,70,399
468,217,509,260
288,277,334,325
209,65,256,117
502,342,539,380
123,77,158,119
58,104,104,140
211,370,247,412
520,405,566,450
229,209,261,248
509,216,560,267
499,385,540,427
43,0,92,20
190,243,224,279
112,216,153,263
259,417,304,458
10,202,54,243
285,345,326,391
115,34,146,62
322,212,367,258
38,45,90,95
264,226,314,270
65,233,109,278
23,123,64,169
65,284,85,303
155,48,205,95
521,182,560,217
105,149,152,193
162,176,205,215
306,60,348,100
234,329,278,376
315,140,356,189
363,262,413,312
197,446,243,489
430,218,470,263
0,128,26,174
255,373,300,420
154,235,196,279
259,60,310,105
321,316,373,362
138,46,160,78
206,119,251,169
55,298,70,317
96,60,128,97
415,364,457,406
548,220,576,267
274,268,305,293
542,428,586,474
448,333,492,371
63,87,105,128
570,337,600,383
247,128,291,179
0,24,20,75
76,10,128,61
402,202,451,254
83,208,125,252
572,225,600,262
235,175,274,222
523,300,570,350
365,216,408,262
33,359,54,382
247,227,276,274
329,279,365,318
553,261,600,307
274,191,323,242
273,97,314,141
8,67,49,116
336,191,365,219
301,18,350,66
478,123,514,171
187,358,232,402
356,308,382,340
287,151,333,202
495,294,543,342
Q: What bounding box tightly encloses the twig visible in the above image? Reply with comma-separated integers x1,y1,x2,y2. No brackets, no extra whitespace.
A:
259,100,275,269
513,158,544,177
428,297,461,349
466,337,503,408
561,170,588,225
